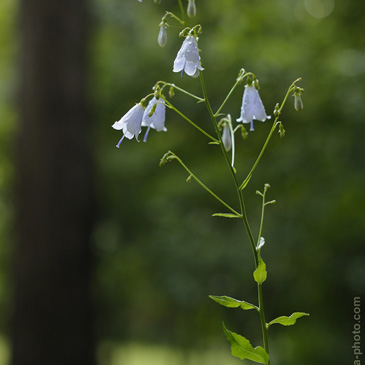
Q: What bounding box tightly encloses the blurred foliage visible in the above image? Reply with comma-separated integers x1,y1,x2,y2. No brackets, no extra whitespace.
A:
1,0,365,364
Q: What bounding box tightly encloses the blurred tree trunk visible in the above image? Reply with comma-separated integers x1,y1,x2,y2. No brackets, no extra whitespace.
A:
11,1,95,364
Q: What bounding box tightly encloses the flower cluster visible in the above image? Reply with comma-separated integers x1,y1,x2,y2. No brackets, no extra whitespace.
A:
112,97,166,147
112,33,273,146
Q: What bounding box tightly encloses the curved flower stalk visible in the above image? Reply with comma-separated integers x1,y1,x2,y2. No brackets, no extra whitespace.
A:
112,103,144,146
173,35,204,77
237,83,271,131
142,97,167,142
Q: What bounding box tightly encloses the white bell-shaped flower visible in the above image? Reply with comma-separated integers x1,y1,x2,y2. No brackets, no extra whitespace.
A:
142,97,167,142
173,35,204,77
237,84,270,131
112,103,144,146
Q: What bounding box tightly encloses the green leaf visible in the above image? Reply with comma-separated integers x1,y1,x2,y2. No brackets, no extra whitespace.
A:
240,173,252,190
268,312,310,327
253,258,267,284
223,323,269,364
212,213,241,219
209,295,258,311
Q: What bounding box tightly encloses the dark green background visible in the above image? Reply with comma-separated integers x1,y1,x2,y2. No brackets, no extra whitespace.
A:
1,0,364,364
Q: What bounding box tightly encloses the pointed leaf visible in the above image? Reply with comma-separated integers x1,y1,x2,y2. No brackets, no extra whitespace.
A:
253,258,267,284
240,173,252,190
209,295,258,311
268,312,309,327
223,323,269,364
212,213,241,219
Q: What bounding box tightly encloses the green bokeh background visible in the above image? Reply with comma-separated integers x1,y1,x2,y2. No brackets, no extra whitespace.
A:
1,0,364,364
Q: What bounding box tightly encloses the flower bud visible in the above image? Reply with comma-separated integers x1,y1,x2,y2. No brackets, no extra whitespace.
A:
169,86,175,98
294,92,303,111
158,24,167,47
278,122,285,138
273,103,280,117
222,123,232,152
148,102,158,117
187,0,196,18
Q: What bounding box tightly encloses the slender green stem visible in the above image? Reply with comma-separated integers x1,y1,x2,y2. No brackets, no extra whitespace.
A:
177,0,186,25
200,71,274,359
199,72,257,262
161,96,218,142
214,78,241,117
164,11,185,26
157,81,204,102
172,154,241,216
214,71,253,117
239,78,302,190
258,283,270,356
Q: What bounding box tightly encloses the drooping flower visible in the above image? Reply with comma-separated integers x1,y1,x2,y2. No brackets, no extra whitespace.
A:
294,91,303,111
222,123,232,152
112,103,144,147
158,24,168,48
173,35,204,77
237,84,270,131
187,0,196,18
142,97,167,142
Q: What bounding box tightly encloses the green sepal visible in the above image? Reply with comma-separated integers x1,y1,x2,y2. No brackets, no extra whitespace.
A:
268,312,309,327
223,323,269,364
253,258,267,284
208,141,220,145
212,213,241,219
209,295,258,311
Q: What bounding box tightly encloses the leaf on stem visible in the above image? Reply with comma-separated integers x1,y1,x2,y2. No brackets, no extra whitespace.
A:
240,173,252,190
253,258,267,284
268,312,309,327
223,323,269,364
209,295,258,311
212,213,241,219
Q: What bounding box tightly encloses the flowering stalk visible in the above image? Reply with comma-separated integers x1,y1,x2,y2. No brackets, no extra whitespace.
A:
115,3,309,364
199,71,273,356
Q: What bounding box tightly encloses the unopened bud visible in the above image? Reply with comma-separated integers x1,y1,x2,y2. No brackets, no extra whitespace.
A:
294,92,303,111
273,103,280,117
187,0,196,18
148,102,157,117
169,86,175,98
222,123,232,152
158,24,167,47
278,122,285,138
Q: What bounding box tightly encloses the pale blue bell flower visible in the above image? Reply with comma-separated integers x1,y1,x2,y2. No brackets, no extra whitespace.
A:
173,36,204,77
237,84,270,131
112,103,144,147
142,97,167,142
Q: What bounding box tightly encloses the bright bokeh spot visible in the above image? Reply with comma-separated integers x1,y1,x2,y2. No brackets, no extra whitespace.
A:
305,0,335,18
